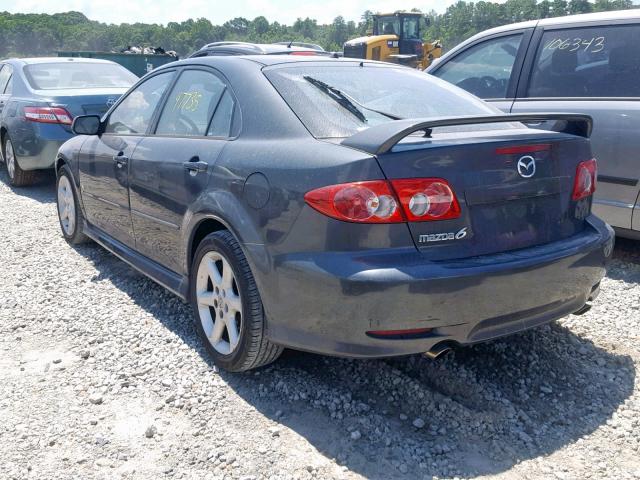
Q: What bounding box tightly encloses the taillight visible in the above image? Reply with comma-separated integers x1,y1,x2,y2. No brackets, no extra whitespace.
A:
572,158,597,201
391,178,461,221
304,178,461,223
23,106,73,125
290,51,321,56
304,180,403,223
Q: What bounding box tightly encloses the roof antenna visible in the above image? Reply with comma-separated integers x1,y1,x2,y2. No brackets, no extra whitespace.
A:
359,61,364,67
287,40,293,48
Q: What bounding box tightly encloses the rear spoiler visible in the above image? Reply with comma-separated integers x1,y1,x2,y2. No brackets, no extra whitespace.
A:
341,113,593,156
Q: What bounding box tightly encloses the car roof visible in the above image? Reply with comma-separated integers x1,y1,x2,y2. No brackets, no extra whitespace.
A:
176,55,390,69
10,57,120,66
470,8,640,37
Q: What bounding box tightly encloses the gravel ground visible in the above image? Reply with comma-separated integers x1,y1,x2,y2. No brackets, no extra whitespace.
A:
0,168,639,480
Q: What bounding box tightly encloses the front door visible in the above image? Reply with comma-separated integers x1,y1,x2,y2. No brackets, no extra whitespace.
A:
129,68,237,272
78,70,175,245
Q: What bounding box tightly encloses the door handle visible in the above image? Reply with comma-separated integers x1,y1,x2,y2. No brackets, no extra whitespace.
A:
183,158,208,174
112,154,129,168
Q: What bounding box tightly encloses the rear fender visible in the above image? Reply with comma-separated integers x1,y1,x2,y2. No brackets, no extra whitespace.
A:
183,190,269,276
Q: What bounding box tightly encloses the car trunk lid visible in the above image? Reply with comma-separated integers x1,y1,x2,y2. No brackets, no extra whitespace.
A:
341,114,595,261
35,88,128,131
382,130,592,259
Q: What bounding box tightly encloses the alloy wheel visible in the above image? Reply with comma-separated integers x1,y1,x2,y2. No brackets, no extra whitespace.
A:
196,251,243,355
5,140,15,179
57,175,76,236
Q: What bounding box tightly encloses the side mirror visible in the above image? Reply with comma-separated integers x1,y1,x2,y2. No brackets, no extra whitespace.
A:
72,115,102,135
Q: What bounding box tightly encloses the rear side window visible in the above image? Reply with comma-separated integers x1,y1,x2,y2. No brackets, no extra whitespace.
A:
156,70,228,137
528,24,640,98
0,65,11,94
265,64,499,139
207,90,235,137
433,34,523,99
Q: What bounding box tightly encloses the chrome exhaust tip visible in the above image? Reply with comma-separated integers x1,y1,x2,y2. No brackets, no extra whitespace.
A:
423,343,452,360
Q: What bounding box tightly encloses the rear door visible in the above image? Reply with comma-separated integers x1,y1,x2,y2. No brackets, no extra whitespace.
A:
128,67,237,272
79,70,175,245
511,20,640,231
429,29,534,113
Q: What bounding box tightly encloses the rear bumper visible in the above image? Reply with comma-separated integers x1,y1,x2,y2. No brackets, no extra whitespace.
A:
261,215,614,358
11,123,72,171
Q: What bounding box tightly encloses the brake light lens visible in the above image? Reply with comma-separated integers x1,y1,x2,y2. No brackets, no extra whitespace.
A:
304,180,402,223
304,178,461,223
572,158,597,201
24,106,73,125
391,178,461,221
495,144,551,155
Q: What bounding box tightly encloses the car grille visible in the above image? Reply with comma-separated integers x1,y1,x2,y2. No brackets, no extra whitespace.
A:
344,43,367,59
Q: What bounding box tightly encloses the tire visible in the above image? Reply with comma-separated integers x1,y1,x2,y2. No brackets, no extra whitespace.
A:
56,165,89,244
190,230,283,372
4,135,37,187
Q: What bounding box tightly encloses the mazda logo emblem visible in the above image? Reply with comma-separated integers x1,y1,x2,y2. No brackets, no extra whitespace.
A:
517,155,536,178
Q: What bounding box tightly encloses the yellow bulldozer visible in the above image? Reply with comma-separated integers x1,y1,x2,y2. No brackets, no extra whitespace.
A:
343,12,442,70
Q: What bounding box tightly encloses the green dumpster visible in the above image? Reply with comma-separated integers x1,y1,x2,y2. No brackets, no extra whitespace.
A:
57,51,179,77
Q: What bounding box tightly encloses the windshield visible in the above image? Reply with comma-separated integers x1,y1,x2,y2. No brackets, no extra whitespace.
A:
25,62,138,90
265,64,502,138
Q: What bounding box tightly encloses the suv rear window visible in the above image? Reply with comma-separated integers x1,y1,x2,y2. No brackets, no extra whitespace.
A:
25,62,138,90
528,24,640,98
265,64,499,138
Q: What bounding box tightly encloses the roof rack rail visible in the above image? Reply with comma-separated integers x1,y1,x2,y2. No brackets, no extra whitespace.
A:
201,41,265,51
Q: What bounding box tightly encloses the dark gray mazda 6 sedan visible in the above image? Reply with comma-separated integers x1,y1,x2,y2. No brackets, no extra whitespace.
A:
55,55,614,372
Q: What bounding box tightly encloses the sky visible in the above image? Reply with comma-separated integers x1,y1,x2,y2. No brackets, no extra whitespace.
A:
0,0,476,25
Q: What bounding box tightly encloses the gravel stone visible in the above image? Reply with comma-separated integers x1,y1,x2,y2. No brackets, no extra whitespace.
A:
0,170,638,479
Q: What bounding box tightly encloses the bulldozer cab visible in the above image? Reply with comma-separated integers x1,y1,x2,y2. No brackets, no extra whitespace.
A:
372,12,424,56
343,11,441,69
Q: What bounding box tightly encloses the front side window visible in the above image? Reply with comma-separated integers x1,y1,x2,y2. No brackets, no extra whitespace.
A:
156,70,228,137
528,24,640,98
265,64,500,138
105,72,174,135
434,34,523,99
24,62,138,90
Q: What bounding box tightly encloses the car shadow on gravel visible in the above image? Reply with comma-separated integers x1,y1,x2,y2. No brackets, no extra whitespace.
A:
73,240,636,479
0,168,56,203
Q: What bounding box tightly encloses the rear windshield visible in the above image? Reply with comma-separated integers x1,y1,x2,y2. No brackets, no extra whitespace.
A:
24,62,138,90
265,64,501,138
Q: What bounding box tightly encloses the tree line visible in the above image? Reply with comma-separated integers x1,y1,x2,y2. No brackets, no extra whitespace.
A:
0,0,635,59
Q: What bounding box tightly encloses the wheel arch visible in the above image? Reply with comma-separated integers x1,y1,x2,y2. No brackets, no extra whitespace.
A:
188,216,230,271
